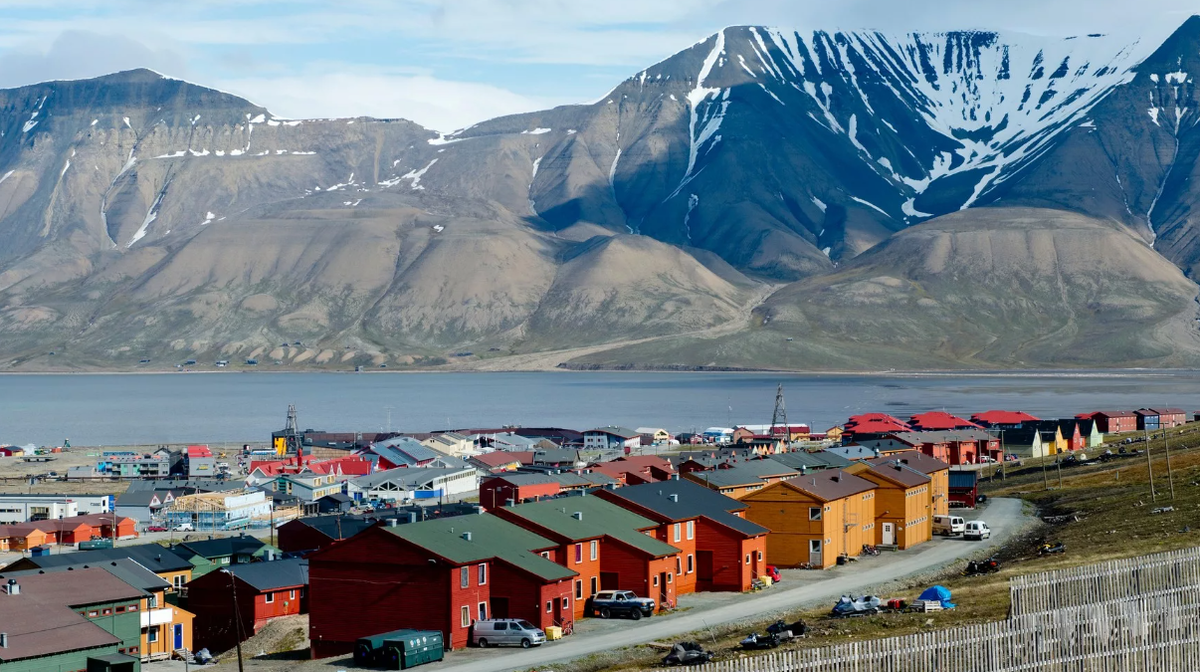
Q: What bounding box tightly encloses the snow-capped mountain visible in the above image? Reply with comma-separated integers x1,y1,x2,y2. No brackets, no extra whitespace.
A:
1,18,1200,370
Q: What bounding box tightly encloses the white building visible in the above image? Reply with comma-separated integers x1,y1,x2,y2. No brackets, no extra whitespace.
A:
421,433,478,458
347,467,478,503
0,493,111,524
583,426,642,451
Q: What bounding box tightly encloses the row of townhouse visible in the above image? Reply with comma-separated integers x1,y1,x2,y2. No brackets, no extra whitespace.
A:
306,477,768,655
0,493,111,524
0,513,139,551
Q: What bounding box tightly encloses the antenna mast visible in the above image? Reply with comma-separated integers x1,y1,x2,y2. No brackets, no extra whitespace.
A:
770,384,788,438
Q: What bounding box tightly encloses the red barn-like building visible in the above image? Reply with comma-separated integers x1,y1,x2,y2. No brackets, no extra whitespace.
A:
188,559,308,653
308,514,575,656
479,473,561,509
1080,411,1137,434
597,479,768,594
972,410,1040,429
908,412,981,431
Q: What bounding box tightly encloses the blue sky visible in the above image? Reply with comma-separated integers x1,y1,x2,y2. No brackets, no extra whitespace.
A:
0,0,1192,131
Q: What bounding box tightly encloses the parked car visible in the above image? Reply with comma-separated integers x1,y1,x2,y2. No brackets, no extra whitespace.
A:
933,515,966,536
765,565,782,583
588,590,656,620
963,521,991,540
172,523,195,532
146,525,167,532
470,619,545,648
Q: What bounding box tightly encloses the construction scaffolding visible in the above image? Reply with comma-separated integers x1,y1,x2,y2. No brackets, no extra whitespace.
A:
160,489,296,530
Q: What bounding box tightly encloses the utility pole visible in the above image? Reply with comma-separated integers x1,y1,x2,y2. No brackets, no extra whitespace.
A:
1145,428,1157,502
1056,460,1063,489
1041,451,1050,490
1164,428,1176,500
226,570,245,672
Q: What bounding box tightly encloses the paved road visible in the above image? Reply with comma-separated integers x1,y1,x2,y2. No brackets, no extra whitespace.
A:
433,498,1030,672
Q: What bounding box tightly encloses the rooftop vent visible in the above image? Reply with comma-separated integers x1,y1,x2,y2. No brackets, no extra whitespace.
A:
386,518,399,527
0,632,7,648
462,531,473,541
668,494,679,503
3,580,18,596
572,512,583,520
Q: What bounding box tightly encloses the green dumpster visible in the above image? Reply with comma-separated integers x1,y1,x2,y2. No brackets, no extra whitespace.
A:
354,629,444,669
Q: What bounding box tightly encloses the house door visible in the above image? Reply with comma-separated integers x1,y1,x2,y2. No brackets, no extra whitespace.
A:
696,550,714,588
809,539,823,567
599,572,619,590
659,573,669,608
173,623,183,650
882,523,895,546
490,597,510,619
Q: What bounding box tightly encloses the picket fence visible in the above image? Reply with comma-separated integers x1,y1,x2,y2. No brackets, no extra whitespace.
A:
659,547,1200,672
1009,546,1200,616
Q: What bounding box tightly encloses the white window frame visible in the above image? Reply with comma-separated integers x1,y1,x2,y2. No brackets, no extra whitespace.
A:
590,540,598,561
673,523,682,542
147,626,159,643
478,602,488,620
461,605,470,627
687,554,694,574
478,563,487,585
265,592,275,604
576,579,583,600
686,520,695,540
809,507,822,521
461,566,469,588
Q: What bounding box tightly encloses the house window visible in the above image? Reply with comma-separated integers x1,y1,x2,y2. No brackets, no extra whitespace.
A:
562,597,570,612
478,602,488,620
546,601,553,613
667,572,672,583
478,563,487,585
809,507,822,521
148,626,159,643
575,543,583,564
686,521,695,540
541,551,550,559
576,580,583,600
103,608,112,615
265,592,275,604
128,604,138,612
461,566,469,588
88,611,98,617
745,554,751,565
687,554,694,573
590,540,598,561
676,557,683,575
173,575,185,589
116,606,126,613
653,575,659,586
590,576,598,596
289,590,296,600
461,605,470,627
147,594,158,608
757,550,763,562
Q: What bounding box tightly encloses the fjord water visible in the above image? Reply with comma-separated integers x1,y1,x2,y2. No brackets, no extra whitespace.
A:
1,371,1199,447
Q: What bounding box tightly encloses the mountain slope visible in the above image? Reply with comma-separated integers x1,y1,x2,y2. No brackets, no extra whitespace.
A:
4,18,1200,371
567,208,1200,370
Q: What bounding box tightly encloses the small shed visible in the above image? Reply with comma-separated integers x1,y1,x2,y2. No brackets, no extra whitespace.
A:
948,470,978,508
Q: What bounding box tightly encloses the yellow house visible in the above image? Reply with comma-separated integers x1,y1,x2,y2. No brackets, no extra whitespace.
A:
140,569,196,660
742,470,876,569
845,461,932,549
635,427,672,444
867,451,950,517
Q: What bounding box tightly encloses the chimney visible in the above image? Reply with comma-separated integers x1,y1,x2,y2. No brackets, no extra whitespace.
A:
3,580,17,596
386,518,398,527
873,448,881,458
668,494,679,503
506,499,515,506
462,531,473,541
407,511,418,523
572,512,583,520
0,632,7,648
800,465,807,475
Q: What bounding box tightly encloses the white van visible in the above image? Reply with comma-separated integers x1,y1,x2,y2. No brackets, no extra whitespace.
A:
471,619,546,649
933,515,966,536
963,521,991,540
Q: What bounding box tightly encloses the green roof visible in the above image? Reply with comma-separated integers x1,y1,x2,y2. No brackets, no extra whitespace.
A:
382,512,576,582
504,495,681,558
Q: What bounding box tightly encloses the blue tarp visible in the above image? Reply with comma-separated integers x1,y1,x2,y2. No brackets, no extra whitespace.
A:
919,585,955,608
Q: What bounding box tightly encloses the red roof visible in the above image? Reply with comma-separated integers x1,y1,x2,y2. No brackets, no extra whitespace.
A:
972,410,1041,425
187,445,213,458
250,454,372,478
472,452,524,468
908,411,981,431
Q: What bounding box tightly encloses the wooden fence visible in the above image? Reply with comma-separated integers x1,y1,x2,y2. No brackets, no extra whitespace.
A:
1009,546,1200,616
660,548,1200,672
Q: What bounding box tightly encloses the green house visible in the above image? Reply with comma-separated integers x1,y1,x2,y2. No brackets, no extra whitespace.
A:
0,567,144,672
169,535,281,579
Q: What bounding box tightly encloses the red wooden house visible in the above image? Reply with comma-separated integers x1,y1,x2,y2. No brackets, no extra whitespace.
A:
1153,408,1188,428
479,473,561,510
188,559,308,652
495,496,683,617
972,410,1040,429
908,412,981,431
597,478,768,594
1080,411,1137,434
308,514,576,656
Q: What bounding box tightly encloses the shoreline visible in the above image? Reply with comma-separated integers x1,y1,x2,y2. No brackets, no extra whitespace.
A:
0,367,1192,378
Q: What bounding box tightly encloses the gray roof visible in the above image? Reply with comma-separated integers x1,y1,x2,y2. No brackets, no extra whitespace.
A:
0,557,168,593
353,467,474,490
602,479,768,537
225,558,308,591
826,445,881,460
487,473,559,487
770,451,852,470
371,437,441,465
689,460,798,488
586,426,640,439
5,543,193,573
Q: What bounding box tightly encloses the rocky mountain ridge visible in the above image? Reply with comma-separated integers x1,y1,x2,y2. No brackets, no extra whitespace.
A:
2,19,1200,370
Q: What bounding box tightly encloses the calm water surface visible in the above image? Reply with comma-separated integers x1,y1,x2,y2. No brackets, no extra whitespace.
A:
1,371,1199,447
